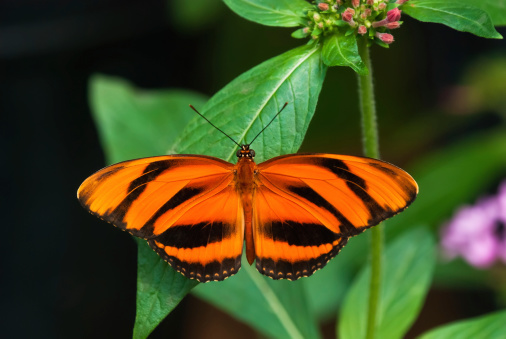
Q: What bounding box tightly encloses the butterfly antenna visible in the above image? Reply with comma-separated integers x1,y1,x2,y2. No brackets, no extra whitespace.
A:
249,102,288,146
189,105,241,147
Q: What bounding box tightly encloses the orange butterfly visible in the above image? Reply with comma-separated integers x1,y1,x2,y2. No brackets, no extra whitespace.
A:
78,106,418,282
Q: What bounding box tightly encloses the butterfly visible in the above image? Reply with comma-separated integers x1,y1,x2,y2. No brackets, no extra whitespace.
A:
78,105,418,283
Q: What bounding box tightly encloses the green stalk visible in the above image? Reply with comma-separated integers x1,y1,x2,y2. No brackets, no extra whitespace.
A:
357,37,383,339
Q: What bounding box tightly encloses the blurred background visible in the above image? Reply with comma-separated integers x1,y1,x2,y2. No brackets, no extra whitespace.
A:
1,0,505,338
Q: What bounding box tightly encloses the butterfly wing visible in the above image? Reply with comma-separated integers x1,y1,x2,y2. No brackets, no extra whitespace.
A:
77,155,243,282
253,153,418,280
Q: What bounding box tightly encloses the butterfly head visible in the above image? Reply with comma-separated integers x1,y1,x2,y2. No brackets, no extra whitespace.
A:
236,145,255,159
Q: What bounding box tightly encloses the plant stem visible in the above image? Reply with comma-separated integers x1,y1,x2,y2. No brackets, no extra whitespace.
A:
357,37,383,339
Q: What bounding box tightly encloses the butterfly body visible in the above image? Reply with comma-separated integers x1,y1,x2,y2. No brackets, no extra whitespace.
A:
78,146,417,282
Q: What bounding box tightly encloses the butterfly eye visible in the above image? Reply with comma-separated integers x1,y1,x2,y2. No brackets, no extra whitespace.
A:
250,150,255,158
236,149,242,158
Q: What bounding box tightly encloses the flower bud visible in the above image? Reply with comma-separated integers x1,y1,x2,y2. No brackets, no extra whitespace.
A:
378,3,386,10
385,21,401,29
375,32,394,44
351,0,360,8
387,8,402,22
396,0,409,4
342,8,354,22
318,3,329,11
341,8,357,26
366,0,374,5
358,25,367,35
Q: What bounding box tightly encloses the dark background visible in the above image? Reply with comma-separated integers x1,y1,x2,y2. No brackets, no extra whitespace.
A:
1,1,505,338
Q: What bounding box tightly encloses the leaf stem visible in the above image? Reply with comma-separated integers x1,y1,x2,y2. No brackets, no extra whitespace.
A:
357,37,383,339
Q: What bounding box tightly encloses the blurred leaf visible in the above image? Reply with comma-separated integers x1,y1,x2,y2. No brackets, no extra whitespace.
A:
339,228,435,339
417,310,506,339
173,44,328,163
321,33,368,74
133,240,198,339
89,74,209,337
194,257,321,339
89,74,208,164
458,0,506,26
403,0,502,39
169,0,224,31
223,0,312,27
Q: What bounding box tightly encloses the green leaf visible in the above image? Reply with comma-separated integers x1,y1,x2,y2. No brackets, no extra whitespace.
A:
456,0,506,26
291,28,309,39
321,33,368,74
194,258,322,339
173,43,328,163
418,310,506,339
88,74,208,164
403,0,502,39
133,240,199,339
339,228,436,339
173,43,326,339
222,0,313,27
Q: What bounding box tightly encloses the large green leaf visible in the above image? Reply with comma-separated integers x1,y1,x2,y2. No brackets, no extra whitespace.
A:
339,228,435,339
458,0,506,26
403,0,502,39
173,43,327,163
88,75,208,338
174,44,326,339
321,33,368,75
89,74,208,164
418,310,506,339
223,0,312,27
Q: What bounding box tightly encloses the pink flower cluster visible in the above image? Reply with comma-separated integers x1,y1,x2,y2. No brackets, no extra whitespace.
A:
441,180,506,268
339,1,406,45
305,0,409,45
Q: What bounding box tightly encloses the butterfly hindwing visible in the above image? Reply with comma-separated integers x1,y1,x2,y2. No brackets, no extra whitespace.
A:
253,184,348,280
148,185,244,282
78,155,243,282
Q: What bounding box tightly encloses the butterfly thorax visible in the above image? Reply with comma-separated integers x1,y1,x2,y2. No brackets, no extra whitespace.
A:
235,145,257,265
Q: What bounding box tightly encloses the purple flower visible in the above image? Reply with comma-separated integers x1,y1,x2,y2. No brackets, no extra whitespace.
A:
441,180,506,268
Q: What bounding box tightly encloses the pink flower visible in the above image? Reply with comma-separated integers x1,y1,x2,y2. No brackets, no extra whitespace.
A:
351,0,360,8
441,180,506,268
358,25,367,35
378,2,386,10
366,0,374,5
375,32,394,44
318,3,329,11
396,0,409,4
387,8,402,22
